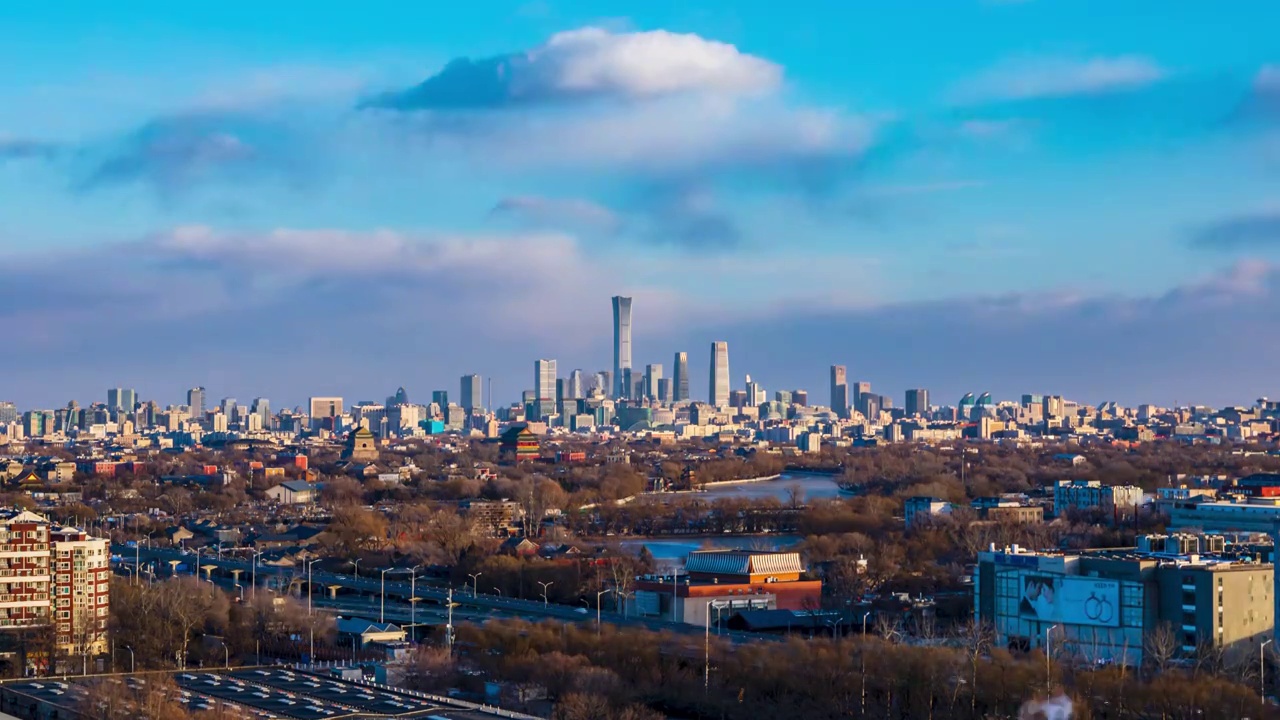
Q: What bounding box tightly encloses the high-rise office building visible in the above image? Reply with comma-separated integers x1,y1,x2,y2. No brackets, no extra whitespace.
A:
829,365,849,419
612,296,633,399
568,369,585,400
535,359,557,405
709,342,730,406
673,352,689,402
775,390,793,405
220,397,238,422
593,371,611,395
432,390,449,408
793,390,808,407
106,388,136,416
657,378,672,404
251,397,271,428
745,375,766,407
461,374,483,412
309,397,344,427
187,387,206,418
622,368,635,402
0,402,17,425
905,389,930,417
644,364,663,401
852,382,872,415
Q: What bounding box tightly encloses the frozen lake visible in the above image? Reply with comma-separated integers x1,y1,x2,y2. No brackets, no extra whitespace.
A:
695,471,845,502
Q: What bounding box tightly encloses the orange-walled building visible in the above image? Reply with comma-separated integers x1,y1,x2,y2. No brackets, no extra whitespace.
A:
628,550,822,627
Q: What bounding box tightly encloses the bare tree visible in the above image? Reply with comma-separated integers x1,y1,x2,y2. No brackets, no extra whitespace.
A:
954,618,993,712
1143,621,1179,677
875,613,902,643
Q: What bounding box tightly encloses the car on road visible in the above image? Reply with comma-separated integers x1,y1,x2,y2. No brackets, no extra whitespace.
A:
574,608,589,614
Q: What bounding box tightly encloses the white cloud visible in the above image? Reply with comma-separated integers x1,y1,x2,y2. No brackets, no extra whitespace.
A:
531,27,781,100
411,96,876,174
952,55,1166,104
370,27,781,110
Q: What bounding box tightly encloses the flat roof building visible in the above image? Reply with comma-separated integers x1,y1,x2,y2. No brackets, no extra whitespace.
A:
974,539,1273,667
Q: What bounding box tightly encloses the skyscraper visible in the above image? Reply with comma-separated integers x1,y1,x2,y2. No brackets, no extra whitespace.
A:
568,369,585,400
308,397,343,428
829,365,849,419
107,388,136,415
251,397,271,427
673,352,689,402
852,381,872,415
187,387,206,418
612,296,632,399
220,397,238,422
709,341,730,406
644,364,663,401
905,389,930,417
535,359,557,407
432,390,449,408
461,374,483,412
657,378,672,404
745,375,765,407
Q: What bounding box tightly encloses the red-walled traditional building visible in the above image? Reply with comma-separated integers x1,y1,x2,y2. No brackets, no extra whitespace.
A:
628,550,822,627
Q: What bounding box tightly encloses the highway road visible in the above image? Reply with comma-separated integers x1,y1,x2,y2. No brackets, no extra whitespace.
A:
116,545,776,645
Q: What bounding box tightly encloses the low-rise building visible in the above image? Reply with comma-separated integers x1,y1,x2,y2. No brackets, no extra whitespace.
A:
265,480,316,505
904,496,952,528
629,550,822,627
1053,479,1143,516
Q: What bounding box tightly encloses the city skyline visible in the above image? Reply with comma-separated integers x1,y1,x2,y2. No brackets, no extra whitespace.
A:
4,4,1280,407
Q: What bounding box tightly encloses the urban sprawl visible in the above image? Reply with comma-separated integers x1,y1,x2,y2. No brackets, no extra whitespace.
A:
2,297,1280,718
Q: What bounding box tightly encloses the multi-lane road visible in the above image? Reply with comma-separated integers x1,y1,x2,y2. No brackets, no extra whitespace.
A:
116,545,773,644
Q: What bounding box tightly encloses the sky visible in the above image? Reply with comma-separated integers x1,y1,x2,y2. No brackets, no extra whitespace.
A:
3,1,1280,410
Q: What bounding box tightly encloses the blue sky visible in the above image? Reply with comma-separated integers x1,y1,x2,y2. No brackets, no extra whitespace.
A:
3,1,1280,409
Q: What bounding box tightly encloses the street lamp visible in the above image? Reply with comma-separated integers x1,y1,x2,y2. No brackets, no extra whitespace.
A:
861,611,871,636
250,550,264,599
1263,639,1273,702
121,644,135,674
305,558,322,615
380,568,391,623
467,572,483,598
596,589,614,634
211,636,229,669
538,581,554,608
409,566,422,634
1045,624,1059,694
704,601,719,692
352,557,361,579
493,587,503,597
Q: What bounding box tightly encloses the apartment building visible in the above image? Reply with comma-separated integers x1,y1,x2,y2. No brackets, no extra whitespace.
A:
0,510,109,667
49,526,110,657
1053,479,1143,515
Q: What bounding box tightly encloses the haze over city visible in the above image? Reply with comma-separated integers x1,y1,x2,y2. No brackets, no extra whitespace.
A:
3,2,1280,407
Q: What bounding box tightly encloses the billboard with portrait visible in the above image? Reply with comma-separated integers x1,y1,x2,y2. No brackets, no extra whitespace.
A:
1018,575,1120,627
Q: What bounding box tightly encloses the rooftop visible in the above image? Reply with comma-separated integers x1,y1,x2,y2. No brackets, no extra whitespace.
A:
685,550,804,577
